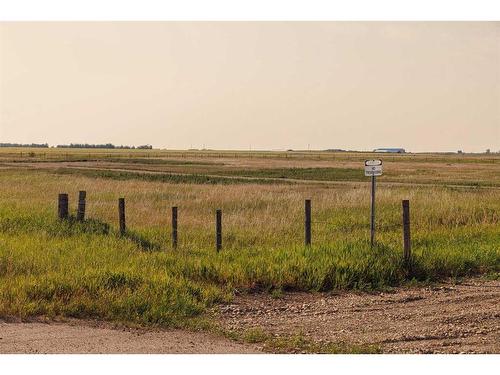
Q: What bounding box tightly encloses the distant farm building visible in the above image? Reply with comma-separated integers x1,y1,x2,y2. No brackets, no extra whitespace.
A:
373,148,406,153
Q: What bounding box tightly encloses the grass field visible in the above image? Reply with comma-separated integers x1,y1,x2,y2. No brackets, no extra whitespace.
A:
0,148,499,334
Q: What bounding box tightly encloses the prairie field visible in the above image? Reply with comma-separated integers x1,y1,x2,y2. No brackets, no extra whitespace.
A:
0,148,499,341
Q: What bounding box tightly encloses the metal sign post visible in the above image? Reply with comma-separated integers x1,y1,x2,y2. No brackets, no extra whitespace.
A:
370,174,376,247
365,160,383,248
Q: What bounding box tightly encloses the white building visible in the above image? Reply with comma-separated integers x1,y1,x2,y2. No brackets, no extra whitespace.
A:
373,148,406,153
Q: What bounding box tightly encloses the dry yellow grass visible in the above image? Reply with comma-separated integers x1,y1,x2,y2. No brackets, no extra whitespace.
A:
1,167,498,250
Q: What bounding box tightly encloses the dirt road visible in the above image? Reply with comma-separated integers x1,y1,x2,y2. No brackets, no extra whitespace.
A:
217,278,500,353
0,321,260,354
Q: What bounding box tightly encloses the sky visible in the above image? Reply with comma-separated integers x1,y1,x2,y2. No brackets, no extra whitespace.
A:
0,22,498,152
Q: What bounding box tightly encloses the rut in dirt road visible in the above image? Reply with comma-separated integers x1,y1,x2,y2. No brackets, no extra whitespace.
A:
216,279,500,354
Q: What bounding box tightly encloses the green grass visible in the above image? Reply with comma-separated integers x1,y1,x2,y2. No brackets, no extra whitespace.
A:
224,167,364,181
225,327,382,353
0,206,498,329
51,168,295,185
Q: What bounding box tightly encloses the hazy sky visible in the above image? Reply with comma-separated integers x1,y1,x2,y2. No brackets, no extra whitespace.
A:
0,22,498,152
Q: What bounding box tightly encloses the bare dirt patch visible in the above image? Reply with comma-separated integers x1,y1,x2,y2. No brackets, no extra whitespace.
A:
0,320,261,354
216,278,500,354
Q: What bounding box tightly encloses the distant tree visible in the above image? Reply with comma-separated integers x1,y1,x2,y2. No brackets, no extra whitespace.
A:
0,143,48,148
55,143,151,149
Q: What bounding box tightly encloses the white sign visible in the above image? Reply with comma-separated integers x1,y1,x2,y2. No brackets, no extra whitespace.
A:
365,159,383,176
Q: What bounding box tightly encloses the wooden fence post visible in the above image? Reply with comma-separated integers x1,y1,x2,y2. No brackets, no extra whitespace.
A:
76,191,86,221
305,199,311,246
216,209,222,252
119,198,126,235
172,206,178,249
58,193,69,219
402,200,411,264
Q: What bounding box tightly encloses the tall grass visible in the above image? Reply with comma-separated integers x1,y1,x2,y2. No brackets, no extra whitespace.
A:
0,169,498,328
0,212,497,328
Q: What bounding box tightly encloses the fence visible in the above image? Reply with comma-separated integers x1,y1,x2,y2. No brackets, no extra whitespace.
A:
56,192,413,263
6,149,463,164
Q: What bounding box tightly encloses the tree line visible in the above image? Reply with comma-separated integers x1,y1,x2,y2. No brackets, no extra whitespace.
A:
55,143,153,149
0,143,153,149
0,143,49,148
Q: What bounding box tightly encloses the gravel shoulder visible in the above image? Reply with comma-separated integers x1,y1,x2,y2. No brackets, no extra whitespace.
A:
216,278,500,354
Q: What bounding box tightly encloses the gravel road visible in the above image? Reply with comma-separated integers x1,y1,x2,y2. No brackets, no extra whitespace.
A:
217,278,500,353
0,321,260,354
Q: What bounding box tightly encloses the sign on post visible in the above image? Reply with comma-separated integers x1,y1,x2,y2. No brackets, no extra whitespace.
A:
365,160,382,248
365,159,383,176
